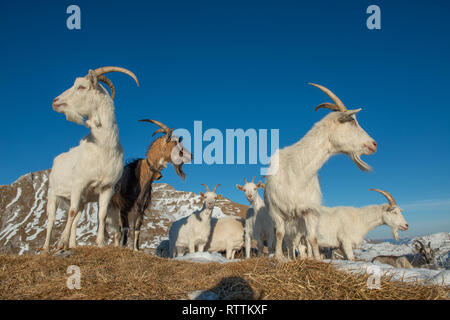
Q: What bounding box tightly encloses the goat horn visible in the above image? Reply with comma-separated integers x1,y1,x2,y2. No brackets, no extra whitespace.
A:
93,66,139,87
97,75,116,99
243,177,248,184
415,239,426,250
314,102,342,112
309,83,347,112
151,128,166,137
201,184,210,192
251,176,256,183
369,188,397,207
139,119,171,133
212,184,221,193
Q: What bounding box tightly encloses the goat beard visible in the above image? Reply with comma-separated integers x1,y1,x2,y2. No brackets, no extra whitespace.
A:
64,110,85,126
174,163,186,180
350,153,372,172
392,228,399,241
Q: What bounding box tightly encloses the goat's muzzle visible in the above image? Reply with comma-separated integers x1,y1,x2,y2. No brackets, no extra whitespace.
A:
52,98,67,110
364,140,377,155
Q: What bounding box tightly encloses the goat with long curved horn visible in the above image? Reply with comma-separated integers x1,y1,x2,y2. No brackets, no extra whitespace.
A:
85,66,139,100
201,184,210,193
93,66,140,86
139,119,174,142
309,83,347,112
369,188,397,208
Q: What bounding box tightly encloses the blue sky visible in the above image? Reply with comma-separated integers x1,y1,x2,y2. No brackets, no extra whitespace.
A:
0,1,449,239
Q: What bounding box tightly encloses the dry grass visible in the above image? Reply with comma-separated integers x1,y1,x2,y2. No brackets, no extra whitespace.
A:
0,247,448,300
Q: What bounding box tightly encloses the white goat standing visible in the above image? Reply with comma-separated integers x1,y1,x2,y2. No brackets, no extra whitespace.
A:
168,184,221,258
316,189,409,261
236,177,275,258
264,83,377,260
206,216,244,260
43,66,139,251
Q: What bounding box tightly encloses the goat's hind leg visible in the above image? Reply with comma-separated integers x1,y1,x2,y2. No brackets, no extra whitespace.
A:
58,185,85,250
69,210,83,248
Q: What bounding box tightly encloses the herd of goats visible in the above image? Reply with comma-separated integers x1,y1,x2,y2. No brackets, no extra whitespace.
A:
40,66,439,270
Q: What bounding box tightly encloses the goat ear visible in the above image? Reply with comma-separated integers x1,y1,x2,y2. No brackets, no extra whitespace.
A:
236,184,243,191
338,108,362,123
199,192,205,198
87,70,98,88
257,181,265,189
217,194,222,199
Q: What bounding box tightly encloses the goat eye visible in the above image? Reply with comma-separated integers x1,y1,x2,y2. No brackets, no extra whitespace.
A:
78,85,86,90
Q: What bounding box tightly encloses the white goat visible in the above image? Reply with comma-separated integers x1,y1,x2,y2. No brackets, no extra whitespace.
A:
168,184,221,258
206,216,244,260
236,177,275,258
43,66,139,251
316,189,408,261
264,83,377,260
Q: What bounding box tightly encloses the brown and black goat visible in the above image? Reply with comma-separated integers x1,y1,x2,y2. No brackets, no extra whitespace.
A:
109,119,192,251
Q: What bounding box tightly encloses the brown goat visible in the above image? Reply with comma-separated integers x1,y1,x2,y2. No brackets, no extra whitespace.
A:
110,119,192,251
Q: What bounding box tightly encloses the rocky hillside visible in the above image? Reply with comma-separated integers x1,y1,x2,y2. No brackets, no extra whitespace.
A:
0,170,248,255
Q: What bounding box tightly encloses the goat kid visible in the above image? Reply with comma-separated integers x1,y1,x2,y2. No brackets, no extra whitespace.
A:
168,184,221,257
236,177,275,258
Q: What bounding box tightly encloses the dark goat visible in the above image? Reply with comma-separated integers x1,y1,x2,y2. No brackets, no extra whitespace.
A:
110,119,192,251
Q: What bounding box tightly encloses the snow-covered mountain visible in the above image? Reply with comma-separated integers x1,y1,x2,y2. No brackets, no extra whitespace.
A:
0,170,248,255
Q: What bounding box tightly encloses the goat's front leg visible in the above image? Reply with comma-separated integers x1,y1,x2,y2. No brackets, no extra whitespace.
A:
133,213,144,251
341,242,355,261
69,210,83,248
97,188,114,247
245,231,252,259
43,189,57,251
271,211,286,261
257,239,264,257
197,243,206,252
188,241,195,254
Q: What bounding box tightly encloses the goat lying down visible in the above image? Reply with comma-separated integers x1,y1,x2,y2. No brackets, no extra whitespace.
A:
315,189,408,261
169,184,221,258
372,239,439,269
